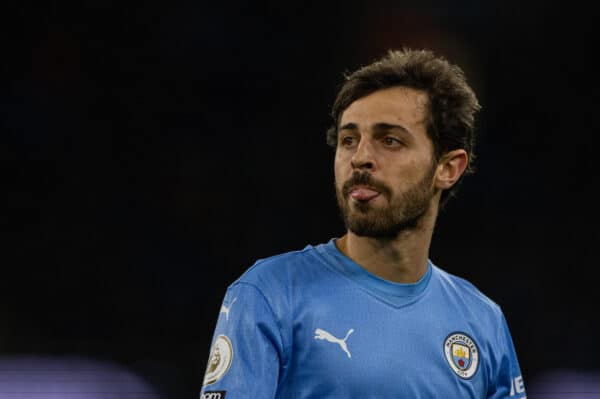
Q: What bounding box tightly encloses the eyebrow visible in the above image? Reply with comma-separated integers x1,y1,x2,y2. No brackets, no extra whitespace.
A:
339,122,412,136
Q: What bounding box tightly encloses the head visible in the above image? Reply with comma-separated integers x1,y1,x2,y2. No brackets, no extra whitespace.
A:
329,49,480,237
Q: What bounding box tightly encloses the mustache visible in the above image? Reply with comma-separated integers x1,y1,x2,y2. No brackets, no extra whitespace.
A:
342,172,391,198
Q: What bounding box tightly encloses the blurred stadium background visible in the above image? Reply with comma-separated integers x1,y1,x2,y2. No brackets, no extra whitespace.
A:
2,1,599,397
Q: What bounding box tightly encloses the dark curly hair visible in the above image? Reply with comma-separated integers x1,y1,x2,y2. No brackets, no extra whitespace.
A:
327,49,481,205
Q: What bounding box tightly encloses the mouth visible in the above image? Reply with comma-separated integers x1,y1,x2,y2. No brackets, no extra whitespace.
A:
348,185,381,202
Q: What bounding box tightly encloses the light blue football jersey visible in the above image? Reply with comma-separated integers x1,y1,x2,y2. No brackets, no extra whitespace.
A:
201,239,526,399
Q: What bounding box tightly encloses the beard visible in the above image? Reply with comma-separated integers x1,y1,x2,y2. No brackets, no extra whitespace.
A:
335,166,437,238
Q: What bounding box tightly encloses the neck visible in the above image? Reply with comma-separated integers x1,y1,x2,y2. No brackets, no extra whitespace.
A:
335,200,438,284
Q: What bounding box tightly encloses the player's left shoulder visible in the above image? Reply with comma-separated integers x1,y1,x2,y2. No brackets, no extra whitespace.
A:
433,265,503,318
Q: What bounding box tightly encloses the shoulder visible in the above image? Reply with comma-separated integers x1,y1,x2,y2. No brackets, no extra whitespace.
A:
224,244,324,328
229,243,324,296
433,265,503,318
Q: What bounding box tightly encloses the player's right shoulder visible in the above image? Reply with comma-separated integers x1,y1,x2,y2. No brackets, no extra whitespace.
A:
231,244,317,293
221,246,319,330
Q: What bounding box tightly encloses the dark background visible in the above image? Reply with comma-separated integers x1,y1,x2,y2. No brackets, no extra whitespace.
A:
2,1,599,397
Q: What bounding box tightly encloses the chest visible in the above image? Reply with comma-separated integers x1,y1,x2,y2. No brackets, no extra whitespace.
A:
280,293,489,398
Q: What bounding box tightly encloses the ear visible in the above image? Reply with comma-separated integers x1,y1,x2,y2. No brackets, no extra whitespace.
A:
434,149,468,190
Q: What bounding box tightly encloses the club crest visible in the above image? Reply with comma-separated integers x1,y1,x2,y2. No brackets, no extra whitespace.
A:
444,332,479,379
203,335,233,386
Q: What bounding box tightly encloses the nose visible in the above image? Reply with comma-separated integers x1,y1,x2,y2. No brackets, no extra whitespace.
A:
350,139,375,171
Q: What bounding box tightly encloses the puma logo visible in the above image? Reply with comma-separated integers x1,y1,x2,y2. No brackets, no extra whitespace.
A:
220,297,237,321
314,328,354,358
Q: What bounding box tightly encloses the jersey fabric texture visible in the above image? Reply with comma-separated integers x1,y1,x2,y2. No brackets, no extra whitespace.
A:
201,239,526,398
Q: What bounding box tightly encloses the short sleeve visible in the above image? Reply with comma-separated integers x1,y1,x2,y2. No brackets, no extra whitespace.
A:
486,311,526,399
200,282,285,398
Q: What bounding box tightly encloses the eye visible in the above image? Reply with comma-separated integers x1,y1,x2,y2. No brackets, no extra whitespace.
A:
382,136,403,147
339,135,356,147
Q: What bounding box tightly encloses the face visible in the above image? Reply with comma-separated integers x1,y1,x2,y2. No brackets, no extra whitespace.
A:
334,86,438,238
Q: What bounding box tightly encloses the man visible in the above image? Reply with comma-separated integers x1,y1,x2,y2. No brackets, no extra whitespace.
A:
200,49,526,398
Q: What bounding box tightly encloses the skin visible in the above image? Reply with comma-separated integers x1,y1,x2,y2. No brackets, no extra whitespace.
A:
334,86,468,283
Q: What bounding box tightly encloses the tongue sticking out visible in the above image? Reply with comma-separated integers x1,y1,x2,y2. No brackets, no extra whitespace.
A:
350,188,380,201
